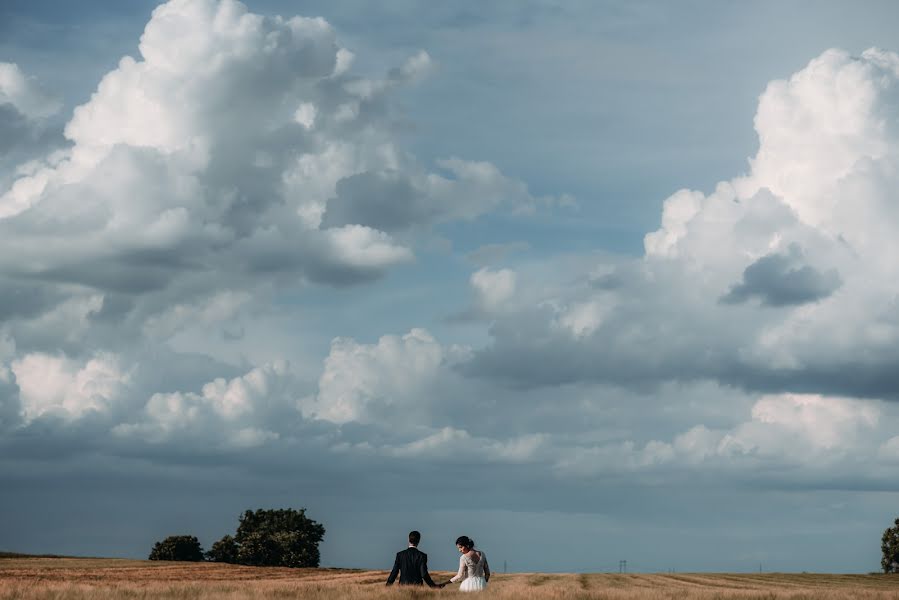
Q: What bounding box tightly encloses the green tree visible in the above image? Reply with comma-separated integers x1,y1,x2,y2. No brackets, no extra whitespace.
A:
234,508,325,568
236,530,282,566
883,517,899,574
148,535,204,562
206,534,239,563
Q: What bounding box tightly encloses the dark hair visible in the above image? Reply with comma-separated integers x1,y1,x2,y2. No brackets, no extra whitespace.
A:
455,535,474,550
409,531,421,545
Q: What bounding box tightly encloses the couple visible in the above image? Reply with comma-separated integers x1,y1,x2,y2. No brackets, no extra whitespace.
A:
386,530,490,592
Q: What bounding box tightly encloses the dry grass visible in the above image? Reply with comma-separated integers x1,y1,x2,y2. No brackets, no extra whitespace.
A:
1,557,898,599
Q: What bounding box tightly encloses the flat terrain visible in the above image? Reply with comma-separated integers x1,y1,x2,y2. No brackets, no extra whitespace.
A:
1,557,898,599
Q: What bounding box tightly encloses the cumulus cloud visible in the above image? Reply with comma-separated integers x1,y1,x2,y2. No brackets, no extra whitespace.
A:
12,352,130,423
0,0,410,286
0,1,568,460
300,328,454,425
555,392,891,481
0,0,558,387
733,392,878,452
465,48,899,401
293,326,899,487
113,362,294,448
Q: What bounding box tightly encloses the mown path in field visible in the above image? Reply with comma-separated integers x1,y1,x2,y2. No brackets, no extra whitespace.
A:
2,557,899,599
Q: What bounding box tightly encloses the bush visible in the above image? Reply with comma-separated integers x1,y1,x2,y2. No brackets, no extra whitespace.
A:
234,508,325,568
148,535,204,562
883,517,899,573
206,534,239,563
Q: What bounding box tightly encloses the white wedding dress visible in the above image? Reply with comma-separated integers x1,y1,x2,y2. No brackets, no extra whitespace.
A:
450,550,489,592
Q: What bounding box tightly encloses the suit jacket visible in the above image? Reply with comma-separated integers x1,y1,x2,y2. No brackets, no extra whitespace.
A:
386,546,438,587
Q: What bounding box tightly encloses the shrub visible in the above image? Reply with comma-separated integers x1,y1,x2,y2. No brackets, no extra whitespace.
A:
148,535,204,562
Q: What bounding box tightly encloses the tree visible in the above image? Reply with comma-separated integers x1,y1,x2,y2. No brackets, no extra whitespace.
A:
234,508,325,568
236,531,282,566
883,517,899,574
148,535,204,562
206,534,239,563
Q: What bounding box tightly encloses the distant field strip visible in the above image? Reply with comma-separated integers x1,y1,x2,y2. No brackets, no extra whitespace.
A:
2,558,899,599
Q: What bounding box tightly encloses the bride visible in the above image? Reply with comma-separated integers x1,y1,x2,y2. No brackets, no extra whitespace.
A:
443,536,489,592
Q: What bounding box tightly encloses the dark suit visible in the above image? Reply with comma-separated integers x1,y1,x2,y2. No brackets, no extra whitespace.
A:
386,546,438,587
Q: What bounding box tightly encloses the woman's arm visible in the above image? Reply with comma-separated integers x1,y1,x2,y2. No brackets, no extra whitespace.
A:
449,556,467,583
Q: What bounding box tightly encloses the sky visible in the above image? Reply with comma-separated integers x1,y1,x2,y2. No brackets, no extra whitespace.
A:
2,0,899,574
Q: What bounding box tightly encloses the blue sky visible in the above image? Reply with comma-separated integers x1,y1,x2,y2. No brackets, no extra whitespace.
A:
2,0,899,574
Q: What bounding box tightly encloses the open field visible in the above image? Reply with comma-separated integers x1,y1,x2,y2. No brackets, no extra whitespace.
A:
1,557,898,599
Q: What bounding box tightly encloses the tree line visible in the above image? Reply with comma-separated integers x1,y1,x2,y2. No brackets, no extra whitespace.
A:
148,510,899,572
149,508,325,568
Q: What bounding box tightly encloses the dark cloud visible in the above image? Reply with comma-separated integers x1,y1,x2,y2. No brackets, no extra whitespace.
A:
320,170,433,232
721,246,842,307
722,359,899,402
0,280,66,321
464,322,899,400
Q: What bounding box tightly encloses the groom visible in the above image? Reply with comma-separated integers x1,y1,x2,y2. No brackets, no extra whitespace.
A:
385,530,442,587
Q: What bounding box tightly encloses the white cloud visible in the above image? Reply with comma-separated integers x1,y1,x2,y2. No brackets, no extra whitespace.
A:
554,392,890,478
743,393,878,450
744,48,899,231
380,427,546,462
11,352,130,422
113,361,292,447
300,328,449,424
322,225,414,270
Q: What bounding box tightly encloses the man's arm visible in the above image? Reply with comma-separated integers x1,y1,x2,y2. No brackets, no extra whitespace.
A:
483,556,490,582
386,553,400,585
421,553,439,588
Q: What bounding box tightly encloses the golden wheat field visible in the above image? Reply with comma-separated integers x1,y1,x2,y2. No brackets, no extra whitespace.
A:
1,557,898,600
